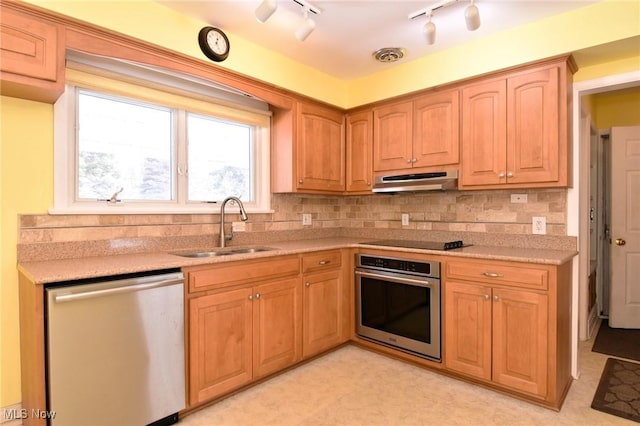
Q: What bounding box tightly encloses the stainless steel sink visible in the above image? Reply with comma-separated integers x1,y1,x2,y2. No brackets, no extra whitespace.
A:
172,246,274,258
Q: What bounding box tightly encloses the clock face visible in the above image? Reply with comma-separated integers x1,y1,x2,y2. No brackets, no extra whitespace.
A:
198,26,229,62
207,30,227,55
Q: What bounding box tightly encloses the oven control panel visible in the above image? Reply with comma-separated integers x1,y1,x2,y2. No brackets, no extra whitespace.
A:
357,255,440,278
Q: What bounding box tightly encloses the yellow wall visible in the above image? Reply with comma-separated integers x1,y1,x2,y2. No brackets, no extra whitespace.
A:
593,89,640,128
2,0,640,408
0,97,53,406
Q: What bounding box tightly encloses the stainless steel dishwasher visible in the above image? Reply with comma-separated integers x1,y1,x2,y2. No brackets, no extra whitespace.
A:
46,270,185,426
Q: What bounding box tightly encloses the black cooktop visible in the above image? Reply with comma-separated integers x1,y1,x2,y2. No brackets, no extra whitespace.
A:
363,239,468,251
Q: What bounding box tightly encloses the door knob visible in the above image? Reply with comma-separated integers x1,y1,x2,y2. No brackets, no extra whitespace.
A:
615,238,626,246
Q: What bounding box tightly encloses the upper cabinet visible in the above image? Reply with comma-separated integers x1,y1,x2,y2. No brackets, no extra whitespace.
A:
272,100,346,193
346,110,373,192
373,89,460,174
0,6,65,103
460,58,575,189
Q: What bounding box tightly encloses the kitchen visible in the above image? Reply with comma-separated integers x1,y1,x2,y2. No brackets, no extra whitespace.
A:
2,0,640,425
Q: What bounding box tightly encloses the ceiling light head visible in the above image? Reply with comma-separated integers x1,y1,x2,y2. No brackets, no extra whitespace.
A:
373,47,407,63
295,8,316,41
255,0,278,23
465,0,481,31
423,13,436,45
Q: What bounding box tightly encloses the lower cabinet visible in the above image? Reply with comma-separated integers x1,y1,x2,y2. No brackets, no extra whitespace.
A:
186,250,347,408
301,250,347,357
444,258,571,407
188,277,301,405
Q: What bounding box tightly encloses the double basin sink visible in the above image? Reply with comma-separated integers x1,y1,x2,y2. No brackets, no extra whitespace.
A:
172,246,275,258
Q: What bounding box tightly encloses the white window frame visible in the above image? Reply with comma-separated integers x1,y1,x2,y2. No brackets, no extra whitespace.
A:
51,53,272,214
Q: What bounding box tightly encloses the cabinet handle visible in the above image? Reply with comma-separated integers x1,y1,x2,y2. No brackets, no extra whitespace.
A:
367,181,371,186
483,294,490,301
493,295,499,301
248,295,253,301
298,179,304,184
482,272,504,278
318,260,330,265
411,158,417,163
255,293,261,299
507,172,514,178
406,159,412,164
305,282,311,287
498,172,505,178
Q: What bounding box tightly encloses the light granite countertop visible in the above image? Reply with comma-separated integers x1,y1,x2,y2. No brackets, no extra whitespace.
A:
18,237,577,284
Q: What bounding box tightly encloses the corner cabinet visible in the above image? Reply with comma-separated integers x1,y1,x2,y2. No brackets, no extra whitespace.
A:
0,4,65,103
301,250,348,357
346,110,373,192
443,257,572,408
460,56,576,189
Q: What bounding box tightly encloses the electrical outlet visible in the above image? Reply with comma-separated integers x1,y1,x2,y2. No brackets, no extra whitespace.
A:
401,213,409,226
302,213,312,226
511,194,528,203
231,221,246,232
532,216,547,235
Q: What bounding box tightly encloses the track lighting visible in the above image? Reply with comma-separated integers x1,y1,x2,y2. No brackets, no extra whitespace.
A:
409,0,481,45
465,0,481,31
255,0,321,42
423,13,436,45
255,0,278,23
295,7,316,41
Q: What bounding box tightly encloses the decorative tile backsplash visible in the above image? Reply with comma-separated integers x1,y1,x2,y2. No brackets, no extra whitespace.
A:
18,189,569,261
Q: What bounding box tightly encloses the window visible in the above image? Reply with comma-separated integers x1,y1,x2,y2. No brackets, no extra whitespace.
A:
53,53,271,214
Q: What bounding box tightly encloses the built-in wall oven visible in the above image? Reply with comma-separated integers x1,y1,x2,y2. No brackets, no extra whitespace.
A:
355,254,441,361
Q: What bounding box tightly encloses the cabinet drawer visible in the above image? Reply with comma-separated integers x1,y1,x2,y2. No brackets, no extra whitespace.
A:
446,259,549,290
187,255,300,293
302,250,342,274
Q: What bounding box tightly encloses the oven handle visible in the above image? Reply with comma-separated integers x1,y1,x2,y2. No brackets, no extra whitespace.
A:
355,270,437,287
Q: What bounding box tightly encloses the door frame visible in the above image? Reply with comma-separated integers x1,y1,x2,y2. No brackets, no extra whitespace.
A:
570,69,640,378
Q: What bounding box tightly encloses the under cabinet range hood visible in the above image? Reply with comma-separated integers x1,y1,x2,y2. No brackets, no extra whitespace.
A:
372,170,458,193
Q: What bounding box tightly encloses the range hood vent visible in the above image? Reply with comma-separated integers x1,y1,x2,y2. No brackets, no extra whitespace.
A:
372,170,458,193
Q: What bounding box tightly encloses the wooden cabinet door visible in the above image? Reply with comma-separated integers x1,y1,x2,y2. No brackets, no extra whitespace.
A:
461,79,507,187
373,101,413,172
346,110,373,192
189,288,253,405
444,281,492,380
507,66,560,185
253,278,302,378
0,7,64,103
296,102,345,191
492,287,548,397
302,269,343,357
413,90,460,168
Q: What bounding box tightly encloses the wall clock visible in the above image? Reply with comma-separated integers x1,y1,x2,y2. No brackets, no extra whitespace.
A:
198,26,230,62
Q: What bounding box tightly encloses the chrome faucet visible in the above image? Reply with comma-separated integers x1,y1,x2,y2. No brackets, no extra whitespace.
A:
219,196,248,248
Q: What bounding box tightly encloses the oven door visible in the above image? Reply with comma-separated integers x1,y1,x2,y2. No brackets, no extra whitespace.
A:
355,268,440,361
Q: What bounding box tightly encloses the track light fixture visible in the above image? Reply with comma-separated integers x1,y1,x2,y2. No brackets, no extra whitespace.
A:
465,0,481,31
295,7,316,41
409,0,481,45
254,0,322,42
423,12,436,45
255,0,278,23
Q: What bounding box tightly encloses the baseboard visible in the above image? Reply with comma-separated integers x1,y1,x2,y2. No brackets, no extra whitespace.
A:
1,402,23,425
588,306,601,339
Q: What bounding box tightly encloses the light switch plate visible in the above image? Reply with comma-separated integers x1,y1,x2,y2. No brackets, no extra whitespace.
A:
532,216,546,235
302,213,312,226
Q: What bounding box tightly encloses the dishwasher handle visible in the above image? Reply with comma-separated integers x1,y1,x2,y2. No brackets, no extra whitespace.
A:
53,277,183,304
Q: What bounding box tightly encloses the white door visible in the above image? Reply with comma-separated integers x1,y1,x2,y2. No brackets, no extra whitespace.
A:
609,125,640,328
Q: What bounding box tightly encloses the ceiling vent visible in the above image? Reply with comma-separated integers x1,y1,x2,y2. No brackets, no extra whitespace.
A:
373,47,406,63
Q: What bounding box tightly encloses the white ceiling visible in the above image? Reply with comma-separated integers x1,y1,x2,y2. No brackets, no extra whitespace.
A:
157,0,601,80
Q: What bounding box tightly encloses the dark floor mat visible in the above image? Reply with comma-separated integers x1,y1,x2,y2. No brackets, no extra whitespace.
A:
591,357,640,423
592,320,640,362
